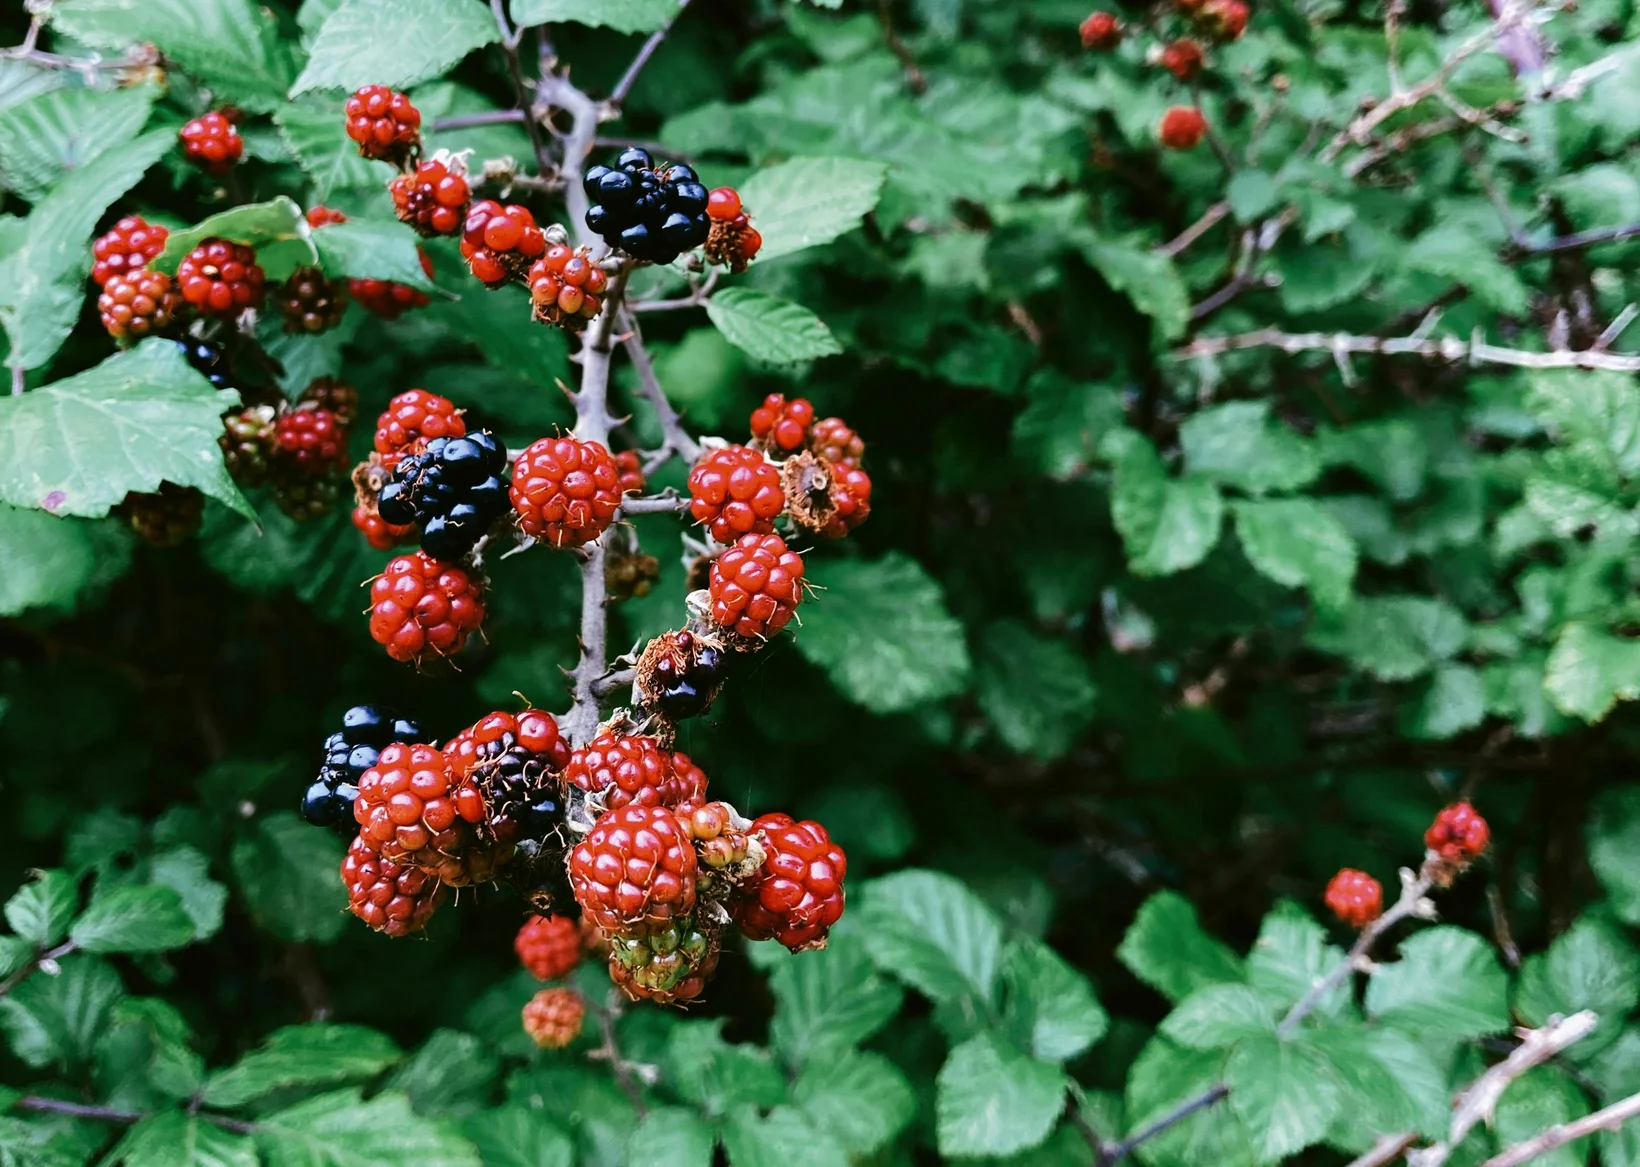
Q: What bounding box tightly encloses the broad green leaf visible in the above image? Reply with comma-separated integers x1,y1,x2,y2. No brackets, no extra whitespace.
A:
463,1105,575,1167
1180,402,1321,495
0,85,155,202
1528,369,1640,479
293,0,500,95
69,884,194,954
1404,664,1487,740
255,1089,480,1167
230,812,348,943
4,869,78,947
1589,787,1640,927
0,61,63,116
274,97,395,198
1224,1033,1342,1166
1159,984,1280,1050
1404,222,1528,314
1307,595,1467,681
794,553,971,712
312,219,440,292
1316,419,1428,501
627,1109,712,1167
206,1024,402,1107
1081,234,1189,341
50,0,294,113
975,621,1098,761
385,1029,499,1117
105,1111,258,1167
1124,1038,1249,1167
148,847,229,941
0,938,33,979
0,505,132,618
858,869,1004,1005
153,197,317,282
1246,902,1347,1017
1105,431,1224,576
768,935,903,1066
0,341,251,520
1545,623,1640,722
662,1021,785,1117
1011,371,1124,480
721,1105,849,1167
0,955,122,1068
793,1049,916,1155
1515,916,1640,1054
738,156,888,261
112,997,206,1101
511,0,678,32
1495,1068,1589,1167
1365,926,1511,1039
1314,1025,1448,1148
1116,891,1244,1004
1000,937,1108,1062
1227,170,1281,221
1232,498,1356,610
936,1033,1068,1159
705,288,842,364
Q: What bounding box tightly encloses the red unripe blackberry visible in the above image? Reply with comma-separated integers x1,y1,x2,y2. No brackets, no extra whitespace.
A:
509,436,622,548
278,266,348,334
124,484,204,547
565,734,694,812
614,450,645,496
176,238,266,317
516,914,582,981
1324,869,1382,930
179,111,243,176
669,753,709,812
569,803,698,935
822,465,872,538
734,814,846,952
391,158,472,237
221,405,276,486
353,740,500,885
526,246,606,327
1425,802,1490,863
1160,106,1208,150
708,532,804,640
703,192,762,273
98,270,182,341
1160,38,1207,81
1196,0,1248,40
345,85,421,164
342,834,445,937
749,394,814,454
705,188,742,222
374,389,466,470
460,201,546,287
274,406,348,471
351,248,434,319
1080,11,1122,49
307,206,348,228
353,504,417,551
687,445,785,544
522,987,585,1048
810,417,864,469
298,376,358,426
445,708,572,780
367,550,486,663
91,216,168,287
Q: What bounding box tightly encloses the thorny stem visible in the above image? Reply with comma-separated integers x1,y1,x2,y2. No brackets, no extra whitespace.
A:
431,109,526,131
619,492,690,516
0,940,75,998
491,0,553,177
1156,201,1229,258
605,0,692,113
1177,325,1640,372
1479,1087,1640,1167
13,1095,256,1135
619,306,702,470
628,267,720,313
1095,1084,1231,1165
589,1002,649,1117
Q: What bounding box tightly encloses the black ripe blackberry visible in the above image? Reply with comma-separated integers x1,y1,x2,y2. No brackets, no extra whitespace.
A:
377,431,509,561
654,631,727,720
582,148,710,265
302,704,422,833
178,338,229,390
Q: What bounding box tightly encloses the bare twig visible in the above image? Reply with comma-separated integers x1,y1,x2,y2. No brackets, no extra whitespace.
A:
1097,1084,1231,1166
1480,1087,1640,1167
0,940,74,999
1157,202,1230,258
1347,1133,1420,1167
605,0,692,113
491,0,553,177
431,109,526,132
14,1096,256,1136
628,268,719,313
618,307,701,470
10,363,24,396
588,1002,650,1117
619,492,689,516
876,0,928,93
1177,326,1640,372
1520,222,1640,255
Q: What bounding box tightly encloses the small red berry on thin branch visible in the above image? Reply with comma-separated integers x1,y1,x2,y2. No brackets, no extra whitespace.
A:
179,111,243,176
522,986,585,1048
1080,11,1123,50
1160,38,1207,81
515,914,583,981
1424,801,1489,884
1159,106,1208,150
1323,868,1382,930
1195,0,1249,41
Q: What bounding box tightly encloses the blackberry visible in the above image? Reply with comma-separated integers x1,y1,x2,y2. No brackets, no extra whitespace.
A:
377,431,510,561
652,632,727,721
178,338,230,390
582,148,710,265
302,704,422,833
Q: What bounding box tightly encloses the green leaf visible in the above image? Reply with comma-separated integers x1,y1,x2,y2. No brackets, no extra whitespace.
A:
0,505,133,618
1081,233,1189,342
1105,432,1224,576
50,0,293,113
1232,498,1356,610
627,1109,712,1167
1159,984,1280,1050
69,885,194,954
1545,623,1640,722
205,1023,401,1107
1364,926,1511,1039
1179,402,1321,495
293,0,500,95
312,219,440,292
1000,937,1108,1063
768,934,903,1066
722,1105,849,1167
511,0,678,32
256,1089,480,1167
1307,595,1467,681
274,97,395,198
1011,371,1124,480
0,955,122,1068
0,938,33,979
148,847,228,943
1588,787,1640,927
1515,915,1640,1054
463,1105,575,1167
0,341,250,520
1224,1033,1342,1166
230,813,348,944
1246,902,1347,1017
858,869,1003,1005
793,1049,916,1155
705,288,842,364
1404,664,1487,740
975,621,1098,761
1404,222,1528,314
1528,370,1640,481
105,1110,257,1167
663,1020,785,1117
738,156,888,261
1314,1025,1448,1147
1495,1068,1589,1167
384,1029,499,1117
153,197,317,282
1117,890,1244,1005
1124,1038,1251,1167
794,553,971,712
4,869,78,947
936,1033,1068,1159
0,85,155,202
1227,170,1281,221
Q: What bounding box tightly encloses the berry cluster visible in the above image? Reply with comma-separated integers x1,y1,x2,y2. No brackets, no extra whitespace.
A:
378,432,511,561
1160,106,1208,151
177,238,267,318
345,85,421,166
179,110,243,176
215,379,357,522
509,437,622,549
583,148,710,264
277,266,348,334
462,200,547,287
391,157,472,237
702,187,763,273
122,483,205,547
303,705,422,832
98,269,182,341
92,217,168,287
1323,869,1382,930
522,986,585,1048
1325,803,1491,929
527,245,610,328
367,551,486,664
